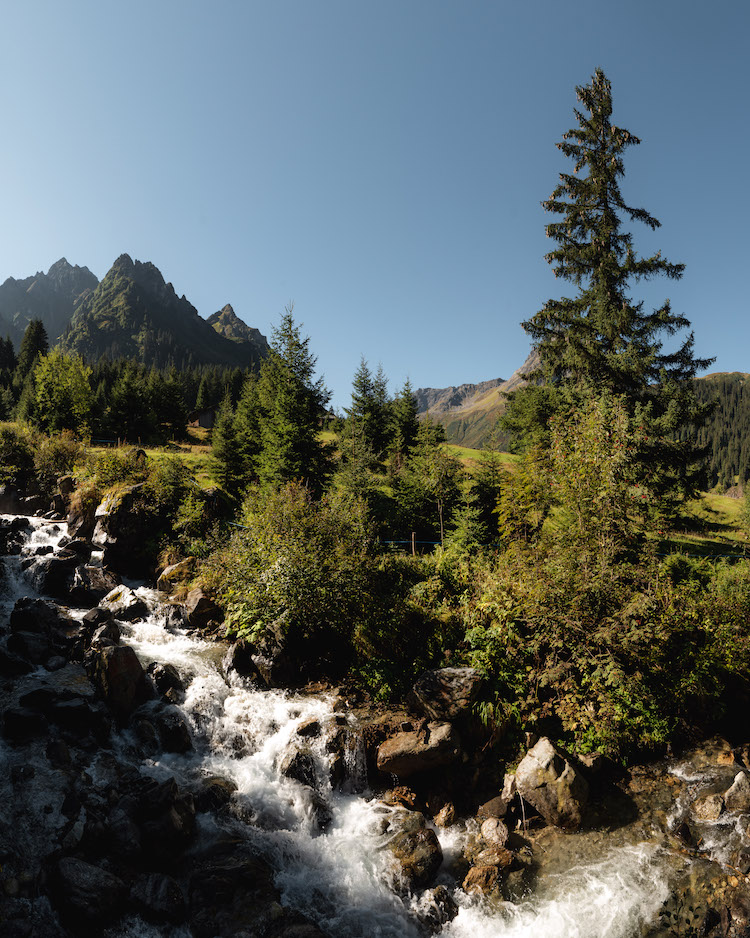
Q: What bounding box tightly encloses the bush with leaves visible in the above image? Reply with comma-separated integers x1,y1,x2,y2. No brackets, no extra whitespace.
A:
202,482,449,693
0,424,35,488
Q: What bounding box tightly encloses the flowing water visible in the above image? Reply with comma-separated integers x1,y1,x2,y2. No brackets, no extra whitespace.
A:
2,516,747,937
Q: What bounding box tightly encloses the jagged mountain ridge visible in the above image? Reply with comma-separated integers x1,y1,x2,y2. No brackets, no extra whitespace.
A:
416,350,540,448
207,303,269,355
0,258,98,347
58,254,268,370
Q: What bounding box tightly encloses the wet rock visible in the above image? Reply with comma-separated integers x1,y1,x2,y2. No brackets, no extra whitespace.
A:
515,737,589,831
92,483,154,576
474,844,515,868
463,864,501,894
383,786,423,811
434,802,456,827
0,647,33,676
415,884,459,932
22,551,79,598
264,913,329,937
194,776,238,812
187,849,280,938
297,717,322,738
153,706,193,753
69,564,120,605
185,586,223,629
51,856,127,931
58,474,75,498
223,637,261,681
376,721,461,778
3,706,48,743
131,873,186,924
478,794,510,820
10,597,70,635
6,630,53,665
148,661,185,700
692,792,725,821
92,620,121,646
409,667,485,722
250,621,300,687
100,584,150,621
85,643,150,721
724,772,750,813
279,744,317,787
385,809,443,891
481,817,509,846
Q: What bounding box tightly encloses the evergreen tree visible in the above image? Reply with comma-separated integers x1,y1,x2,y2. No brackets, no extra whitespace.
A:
233,373,261,490
504,68,712,504
210,392,239,493
255,306,332,494
389,379,419,469
15,319,49,387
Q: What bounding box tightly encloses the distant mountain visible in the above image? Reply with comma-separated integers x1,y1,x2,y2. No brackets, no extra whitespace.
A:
61,255,268,370
0,258,98,347
207,303,269,358
416,350,539,448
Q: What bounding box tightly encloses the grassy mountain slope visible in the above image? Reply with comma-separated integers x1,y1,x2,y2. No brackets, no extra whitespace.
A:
416,350,539,448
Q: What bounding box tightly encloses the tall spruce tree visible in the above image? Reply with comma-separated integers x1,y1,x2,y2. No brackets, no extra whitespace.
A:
505,68,712,503
255,306,332,494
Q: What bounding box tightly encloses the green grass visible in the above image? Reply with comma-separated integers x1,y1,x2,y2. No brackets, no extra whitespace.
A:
658,492,748,558
444,443,518,471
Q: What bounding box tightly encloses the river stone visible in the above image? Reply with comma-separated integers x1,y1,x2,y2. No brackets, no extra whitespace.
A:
279,744,317,787
415,885,459,931
100,584,150,621
86,643,150,721
131,872,186,924
434,802,456,827
692,792,725,821
52,856,127,929
724,772,750,813
185,587,223,629
463,864,501,894
474,844,515,868
376,722,461,778
478,795,510,820
10,597,70,635
481,817,509,846
409,667,485,722
70,564,120,604
515,737,589,831
387,814,443,891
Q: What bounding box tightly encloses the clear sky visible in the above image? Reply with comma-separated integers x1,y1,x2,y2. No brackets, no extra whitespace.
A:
2,0,748,410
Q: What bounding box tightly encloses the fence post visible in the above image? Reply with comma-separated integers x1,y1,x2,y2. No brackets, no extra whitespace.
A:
411,532,416,556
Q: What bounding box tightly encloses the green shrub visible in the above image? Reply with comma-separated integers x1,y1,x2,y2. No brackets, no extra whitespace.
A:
0,424,35,488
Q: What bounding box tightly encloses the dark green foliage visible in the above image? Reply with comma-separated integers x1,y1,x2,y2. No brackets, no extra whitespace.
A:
202,482,451,695
505,68,712,507
15,319,49,385
0,424,35,487
389,379,419,468
394,416,463,544
61,254,266,371
255,307,332,495
682,373,750,489
33,350,93,434
343,357,390,458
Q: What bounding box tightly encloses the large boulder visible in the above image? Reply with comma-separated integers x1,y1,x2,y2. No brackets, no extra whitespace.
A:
69,564,120,605
409,667,484,722
184,587,223,630
377,722,461,778
100,584,150,622
92,484,155,576
157,558,195,593
86,643,150,721
515,737,589,831
51,856,127,931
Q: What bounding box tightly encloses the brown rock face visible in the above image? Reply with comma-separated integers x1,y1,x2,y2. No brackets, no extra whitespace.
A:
376,722,461,778
185,588,223,629
515,737,589,831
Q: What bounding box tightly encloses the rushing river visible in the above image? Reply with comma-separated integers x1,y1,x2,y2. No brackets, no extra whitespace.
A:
2,516,748,938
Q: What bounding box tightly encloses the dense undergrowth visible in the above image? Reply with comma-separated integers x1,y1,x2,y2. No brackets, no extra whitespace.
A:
4,419,750,764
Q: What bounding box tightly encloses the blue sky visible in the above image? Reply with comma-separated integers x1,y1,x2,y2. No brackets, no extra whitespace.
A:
2,0,748,410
